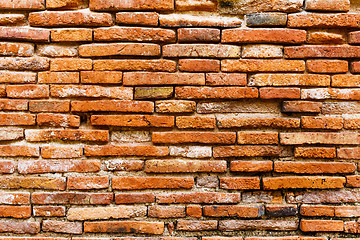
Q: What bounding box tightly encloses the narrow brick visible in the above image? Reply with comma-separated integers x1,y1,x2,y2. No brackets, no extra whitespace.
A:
230,161,273,172
0,192,30,205
90,0,174,11
79,43,160,57
145,160,227,173
307,31,345,44
0,42,34,57
0,72,36,84
242,44,283,58
300,205,335,217
42,220,82,234
160,14,241,27
176,86,258,99
124,72,205,86
294,146,337,158
187,205,202,218
38,72,79,84
85,145,169,157
37,45,77,57
94,59,176,72
41,146,82,159
46,0,87,9
51,85,132,99
287,190,360,204
280,132,359,145
163,44,240,58
246,13,287,27
178,28,220,42
275,161,355,174
51,28,92,42
220,177,260,190
346,176,360,187
288,13,360,28
222,60,305,72
72,100,153,113
18,160,100,174
263,176,345,190
152,132,236,144
214,145,288,158
249,74,330,86
206,73,247,86
84,221,164,234
338,147,360,159
332,75,360,87
148,206,186,218
36,113,80,128
50,58,92,71
32,192,113,205
67,176,109,189
0,206,29,218
301,116,343,130
156,192,240,204
301,220,344,232
25,129,108,142
103,159,144,171
344,118,360,129
112,176,194,190
308,60,348,73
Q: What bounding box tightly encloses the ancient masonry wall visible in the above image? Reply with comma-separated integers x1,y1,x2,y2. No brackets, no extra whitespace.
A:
0,0,360,239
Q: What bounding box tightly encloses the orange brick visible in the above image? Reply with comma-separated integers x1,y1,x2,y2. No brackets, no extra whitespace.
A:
47,0,87,9
0,14,26,25
0,145,39,157
18,160,100,174
263,176,345,190
41,146,82,159
115,193,155,204
282,101,322,113
81,71,122,84
346,175,360,187
220,177,261,190
305,0,350,11
33,206,66,217
176,116,216,129
50,58,92,71
260,87,300,99
72,100,153,113
152,132,236,144
332,75,360,87
0,0,44,10
280,132,359,145
0,221,40,234
36,113,80,128
179,59,220,72
116,12,159,26
79,43,160,57
288,13,360,28
94,59,176,72
85,145,169,157
0,42,34,57
32,192,113,205
90,0,174,11
307,60,348,73
0,161,15,173
294,147,337,158
84,221,164,234
0,72,36,84
156,100,196,113
160,14,241,27
91,115,173,127
38,72,79,84
300,220,344,232
176,220,218,231
145,160,226,173
112,177,194,190
0,192,30,205
25,129,108,142
222,59,305,72
237,132,278,144
187,205,202,218
230,161,273,172
176,0,217,11
51,28,92,42
0,206,31,218
204,205,262,218
0,113,35,126
275,161,355,174
206,73,247,86
307,31,345,44
285,45,360,58
7,85,49,99
176,86,258,99
0,176,66,190
67,176,109,190
178,28,220,42
300,205,335,217
0,57,49,71
51,85,132,99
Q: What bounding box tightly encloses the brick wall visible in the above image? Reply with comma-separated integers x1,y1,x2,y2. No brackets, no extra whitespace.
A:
0,0,359,238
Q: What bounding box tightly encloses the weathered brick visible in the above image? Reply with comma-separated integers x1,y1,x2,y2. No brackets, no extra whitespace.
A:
263,176,345,190
288,13,360,28
29,11,113,27
275,161,355,174
0,129,23,141
0,145,39,157
322,101,360,114
36,113,80,128
176,86,258,99
33,206,66,217
0,161,15,173
300,220,344,232
294,146,337,158
218,116,300,129
149,205,186,218
220,177,261,190
308,60,348,73
72,100,153,113
0,57,49,71
81,71,122,84
282,101,322,113
0,72,36,84
206,73,247,86
230,160,273,172
338,147,360,159
0,176,66,190
68,206,146,220
285,45,360,58
242,44,283,58
219,220,299,231
85,145,169,157
197,176,219,188
111,131,150,143
50,58,92,71
176,116,216,129
42,220,82,234
90,0,173,10
152,132,236,144
157,192,240,204
113,176,193,190
301,116,343,130
103,159,144,171
214,145,289,158
219,0,303,14
177,220,217,231
178,28,220,42
51,28,92,42
344,118,360,129
84,221,164,234
332,75,360,87
169,146,212,158
135,87,173,100
176,0,217,11
249,74,330,86
26,129,108,142
0,205,29,218
79,43,160,57
32,192,113,205
91,115,174,127
0,192,30,205
7,85,49,99
29,100,69,112
346,176,360,187
335,206,360,217
260,87,300,99
157,100,196,113
51,85,132,99
0,222,40,234
115,193,155,204
37,45,77,57
46,0,87,9
280,132,359,145
246,13,287,27
300,205,335,217
222,60,305,72
116,12,158,26
179,59,220,72
187,205,202,218
67,176,109,189
204,205,262,218
266,205,298,217
94,59,176,72
41,146,82,159
305,0,350,12
94,27,175,42
18,160,100,174
287,190,360,204
124,72,205,85
145,160,226,173
160,14,241,27
163,44,240,58
0,42,34,57
0,14,26,25
39,72,79,84
307,31,345,44
237,132,278,144
352,61,360,73
0,27,49,42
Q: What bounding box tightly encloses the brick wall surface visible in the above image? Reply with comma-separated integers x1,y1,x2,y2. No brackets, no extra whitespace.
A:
0,0,360,239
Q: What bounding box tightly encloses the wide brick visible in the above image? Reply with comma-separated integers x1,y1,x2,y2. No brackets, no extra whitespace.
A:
0,145,39,157
0,161,15,173
222,29,306,44
263,176,345,190
176,116,216,129
18,160,100,174
219,0,303,14
0,72,36,84
135,87,173,99
300,205,335,217
38,72,79,84
157,192,240,204
230,160,273,172
67,176,108,190
26,129,108,142
149,205,186,218
222,60,305,72
301,220,344,232
157,100,196,113
81,71,122,84
305,0,350,11
79,43,160,57
32,192,113,205
218,116,300,129
163,44,240,58
176,86,258,99
249,74,330,86
214,145,288,158
179,59,220,72
0,192,30,205
85,145,169,157
0,57,49,71
242,44,283,58
94,27,175,42
145,160,226,173
285,45,360,58
36,113,80,127
29,100,69,112
288,13,360,28
0,14,26,25
116,12,159,26
68,206,146,220
37,45,77,57
237,132,278,144
260,87,300,99
91,115,173,127
176,0,216,11
307,31,345,44
332,75,360,87
152,132,236,144
204,205,262,218
302,88,360,100
51,85,132,99
0,42,34,57
246,12,287,27
178,28,220,42
169,146,212,158
280,132,359,145
103,159,144,171
0,206,30,218
50,58,91,71
115,193,155,204
275,161,355,174
0,176,66,190
301,116,343,130
51,28,92,42
94,59,176,72
160,14,241,27
0,222,40,234
90,0,173,10
113,176,193,190
124,72,205,86
7,85,49,99
72,100,153,113
322,101,360,114
0,129,23,141
220,177,260,190
29,11,113,27
177,220,217,231
84,221,164,234
0,0,44,9
206,73,247,86
287,190,360,204
266,205,298,217
42,220,82,234
282,101,322,113
294,147,337,158
219,220,299,231
308,60,348,73
33,206,65,217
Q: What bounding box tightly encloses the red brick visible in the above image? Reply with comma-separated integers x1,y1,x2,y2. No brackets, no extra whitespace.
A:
36,113,80,128
305,0,350,11
38,72,79,84
72,100,153,112
41,146,82,159
285,45,360,58
157,192,240,204
7,85,49,99
280,132,359,145
349,30,360,44
18,160,100,174
288,13,359,28
67,206,146,220
0,0,44,9
0,161,15,173
332,75,360,87
300,220,344,232
0,145,39,157
282,101,322,113
230,161,273,172
179,59,220,72
214,145,288,158
263,176,345,190
91,115,173,127
124,72,204,86
94,27,175,42
0,27,49,42
85,145,169,157
249,74,330,86
176,0,217,11
152,132,236,144
0,14,26,25
0,72,36,84
113,176,193,190
145,160,226,173
344,118,360,129
260,87,300,99
218,116,300,129
51,28,92,42
0,222,40,234
84,221,164,234
81,71,122,84
222,59,305,72
0,192,30,205
29,100,69,112
68,176,109,189
206,73,247,86
219,220,299,231
51,85,132,99
29,11,113,27
156,100,196,113
307,60,348,73
346,175,360,187
176,116,216,129
116,12,159,26
352,61,360,73
115,193,155,204
275,161,355,174
300,205,335,217
0,42,34,57
160,14,241,27
32,192,113,205
0,176,66,190
42,220,82,234
148,205,186,218
50,58,92,71
0,206,31,218
26,129,108,142
163,44,240,58
0,129,23,141
222,29,306,44
90,0,173,10
79,43,160,57
204,205,262,218
176,86,258,99
33,206,66,217
178,28,220,42
0,57,49,71
220,177,260,190
301,116,343,130
307,31,345,44
187,205,202,218
294,147,337,158
94,59,176,72
46,0,87,9
237,132,278,144
177,220,217,231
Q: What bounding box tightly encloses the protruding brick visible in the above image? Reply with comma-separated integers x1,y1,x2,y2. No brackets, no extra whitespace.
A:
260,87,300,99
294,147,337,158
266,205,298,217
282,101,322,113
177,220,217,231
176,0,217,11
0,0,44,10
50,58,92,71
7,85,49,99
0,14,26,25
0,129,23,141
156,100,196,113
169,146,212,158
280,132,359,145
242,45,283,58
0,42,34,57
46,0,87,9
